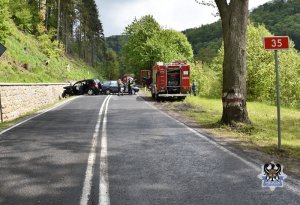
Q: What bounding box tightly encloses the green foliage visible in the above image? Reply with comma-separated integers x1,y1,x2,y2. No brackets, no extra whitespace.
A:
250,0,300,50
277,46,300,106
147,29,193,63
71,0,105,66
245,22,299,106
122,15,193,75
37,29,64,58
9,0,35,32
6,0,105,68
208,22,300,107
0,21,101,83
122,15,161,72
184,0,300,63
101,48,120,80
105,35,125,54
190,62,221,98
0,0,11,43
245,23,274,101
182,21,222,63
184,96,300,160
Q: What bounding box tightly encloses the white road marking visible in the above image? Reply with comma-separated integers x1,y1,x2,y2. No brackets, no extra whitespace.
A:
99,95,111,205
80,95,110,205
0,97,77,136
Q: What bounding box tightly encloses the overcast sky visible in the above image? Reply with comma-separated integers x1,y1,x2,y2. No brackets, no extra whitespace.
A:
96,0,271,37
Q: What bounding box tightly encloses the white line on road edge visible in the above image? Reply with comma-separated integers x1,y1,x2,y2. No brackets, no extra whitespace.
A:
80,95,111,205
138,95,300,195
99,95,111,205
0,97,78,136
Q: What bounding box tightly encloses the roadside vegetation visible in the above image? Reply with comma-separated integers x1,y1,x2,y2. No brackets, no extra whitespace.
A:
181,96,300,159
158,95,299,177
0,0,116,82
184,21,300,165
0,22,101,82
191,22,300,108
137,11,299,173
121,15,193,77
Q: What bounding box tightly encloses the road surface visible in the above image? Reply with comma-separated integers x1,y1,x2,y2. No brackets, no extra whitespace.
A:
0,95,299,205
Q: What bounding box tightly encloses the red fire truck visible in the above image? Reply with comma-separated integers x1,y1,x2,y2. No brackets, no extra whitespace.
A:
147,61,191,101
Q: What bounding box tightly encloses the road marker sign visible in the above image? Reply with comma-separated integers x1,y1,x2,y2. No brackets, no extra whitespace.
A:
263,36,289,50
263,36,290,150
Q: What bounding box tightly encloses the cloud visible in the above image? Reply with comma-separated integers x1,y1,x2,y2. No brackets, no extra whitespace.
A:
97,0,271,37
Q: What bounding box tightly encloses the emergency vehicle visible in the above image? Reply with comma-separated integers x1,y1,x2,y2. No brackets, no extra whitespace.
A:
147,61,191,101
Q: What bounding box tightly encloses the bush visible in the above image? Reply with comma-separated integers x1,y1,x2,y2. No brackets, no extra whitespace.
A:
190,62,221,98
37,31,64,58
0,0,11,43
207,22,300,107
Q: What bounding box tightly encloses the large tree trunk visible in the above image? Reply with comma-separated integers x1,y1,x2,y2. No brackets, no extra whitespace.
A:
215,0,250,125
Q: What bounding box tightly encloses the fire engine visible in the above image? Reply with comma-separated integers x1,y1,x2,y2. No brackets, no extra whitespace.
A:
144,61,191,101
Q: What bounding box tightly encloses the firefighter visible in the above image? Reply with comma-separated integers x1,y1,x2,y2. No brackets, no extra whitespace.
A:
117,79,123,96
192,79,197,96
128,77,133,95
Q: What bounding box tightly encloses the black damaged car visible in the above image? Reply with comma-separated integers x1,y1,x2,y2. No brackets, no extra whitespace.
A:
62,79,102,97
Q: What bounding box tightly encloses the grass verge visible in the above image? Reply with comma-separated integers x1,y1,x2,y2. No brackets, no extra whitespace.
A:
178,96,300,160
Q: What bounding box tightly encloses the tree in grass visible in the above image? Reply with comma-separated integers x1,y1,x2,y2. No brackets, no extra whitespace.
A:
196,0,250,125
211,22,300,107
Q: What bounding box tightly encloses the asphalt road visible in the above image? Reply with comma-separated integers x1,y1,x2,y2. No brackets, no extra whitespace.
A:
0,95,299,205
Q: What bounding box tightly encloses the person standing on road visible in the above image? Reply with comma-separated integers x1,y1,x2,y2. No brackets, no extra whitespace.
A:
192,79,197,96
117,79,123,96
128,77,133,95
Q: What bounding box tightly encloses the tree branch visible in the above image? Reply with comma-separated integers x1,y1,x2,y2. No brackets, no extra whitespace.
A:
194,0,219,16
194,0,216,8
214,0,229,17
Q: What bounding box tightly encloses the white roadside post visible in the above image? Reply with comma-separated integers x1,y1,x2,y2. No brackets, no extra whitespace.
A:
263,36,289,151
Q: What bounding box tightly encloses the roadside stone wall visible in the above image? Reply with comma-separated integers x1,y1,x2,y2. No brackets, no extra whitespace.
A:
0,83,69,122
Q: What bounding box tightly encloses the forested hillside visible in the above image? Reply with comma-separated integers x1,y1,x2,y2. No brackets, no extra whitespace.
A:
250,0,300,50
182,21,222,63
8,0,105,65
184,0,300,63
106,35,125,55
0,0,111,82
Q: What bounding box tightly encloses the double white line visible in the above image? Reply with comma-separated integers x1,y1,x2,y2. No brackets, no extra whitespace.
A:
80,95,112,205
